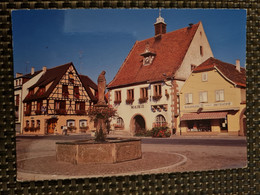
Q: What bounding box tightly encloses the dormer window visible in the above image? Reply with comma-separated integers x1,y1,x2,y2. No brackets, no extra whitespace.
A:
140,43,156,66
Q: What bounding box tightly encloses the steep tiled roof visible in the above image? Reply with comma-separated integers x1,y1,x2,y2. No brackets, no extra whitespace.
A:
193,57,246,87
108,22,200,89
23,62,97,102
24,62,72,102
79,75,98,102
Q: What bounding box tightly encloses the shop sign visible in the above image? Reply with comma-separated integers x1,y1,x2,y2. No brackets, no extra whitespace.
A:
131,105,144,109
184,102,232,109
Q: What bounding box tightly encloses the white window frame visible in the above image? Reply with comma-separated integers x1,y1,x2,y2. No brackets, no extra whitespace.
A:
155,115,166,127
215,89,224,102
202,72,208,82
185,93,193,104
79,119,87,128
67,119,75,127
199,91,208,103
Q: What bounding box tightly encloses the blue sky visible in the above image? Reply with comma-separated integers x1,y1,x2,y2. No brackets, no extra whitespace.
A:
12,9,246,83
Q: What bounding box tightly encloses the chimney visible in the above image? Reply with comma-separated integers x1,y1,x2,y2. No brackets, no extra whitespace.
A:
31,67,35,75
154,9,167,36
236,59,240,72
42,66,47,73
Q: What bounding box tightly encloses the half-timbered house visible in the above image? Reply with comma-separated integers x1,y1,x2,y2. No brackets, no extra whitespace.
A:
23,62,97,135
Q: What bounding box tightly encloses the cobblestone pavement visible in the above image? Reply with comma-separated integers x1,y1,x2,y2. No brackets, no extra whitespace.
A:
16,134,247,181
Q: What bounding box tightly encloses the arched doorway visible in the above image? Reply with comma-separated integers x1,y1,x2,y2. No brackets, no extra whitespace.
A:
131,114,146,135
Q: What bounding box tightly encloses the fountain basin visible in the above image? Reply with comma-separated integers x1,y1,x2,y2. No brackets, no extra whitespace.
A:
56,138,142,164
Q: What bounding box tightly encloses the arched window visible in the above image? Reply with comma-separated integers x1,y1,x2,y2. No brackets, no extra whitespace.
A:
115,117,124,129
154,115,167,127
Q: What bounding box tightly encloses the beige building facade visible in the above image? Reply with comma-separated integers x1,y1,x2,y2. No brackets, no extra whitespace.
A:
178,57,246,136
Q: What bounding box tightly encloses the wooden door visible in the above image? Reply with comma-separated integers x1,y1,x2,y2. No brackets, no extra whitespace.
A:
47,118,57,134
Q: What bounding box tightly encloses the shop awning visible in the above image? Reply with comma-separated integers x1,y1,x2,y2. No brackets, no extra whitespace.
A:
180,112,228,121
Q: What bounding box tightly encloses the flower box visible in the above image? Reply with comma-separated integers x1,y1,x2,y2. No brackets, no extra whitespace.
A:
126,99,134,104
114,100,121,104
139,97,148,103
152,95,162,101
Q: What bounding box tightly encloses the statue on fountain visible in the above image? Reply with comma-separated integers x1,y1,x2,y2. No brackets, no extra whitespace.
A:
97,70,107,105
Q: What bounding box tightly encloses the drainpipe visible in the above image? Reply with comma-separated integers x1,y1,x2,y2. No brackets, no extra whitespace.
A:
162,76,175,136
177,93,181,135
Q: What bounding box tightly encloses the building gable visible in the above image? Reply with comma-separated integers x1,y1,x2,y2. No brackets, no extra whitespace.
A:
174,22,214,80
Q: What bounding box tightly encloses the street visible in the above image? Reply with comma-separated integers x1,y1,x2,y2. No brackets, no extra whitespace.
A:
16,134,247,181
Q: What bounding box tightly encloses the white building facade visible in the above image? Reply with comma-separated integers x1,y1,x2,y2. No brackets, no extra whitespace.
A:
14,68,44,134
108,15,214,135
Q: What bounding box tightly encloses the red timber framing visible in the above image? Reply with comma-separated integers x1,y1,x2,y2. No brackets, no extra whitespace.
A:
23,65,93,116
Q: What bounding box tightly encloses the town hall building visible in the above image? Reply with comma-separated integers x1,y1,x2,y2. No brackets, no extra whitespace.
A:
107,14,214,135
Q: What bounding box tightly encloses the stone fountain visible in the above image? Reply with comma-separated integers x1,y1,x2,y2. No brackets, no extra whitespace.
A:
56,71,142,164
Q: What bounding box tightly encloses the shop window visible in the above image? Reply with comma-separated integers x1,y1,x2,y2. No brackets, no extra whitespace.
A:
216,90,224,101
185,93,193,104
62,85,69,98
126,89,134,104
199,91,208,103
202,72,208,82
114,91,121,104
139,87,148,103
154,115,167,127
